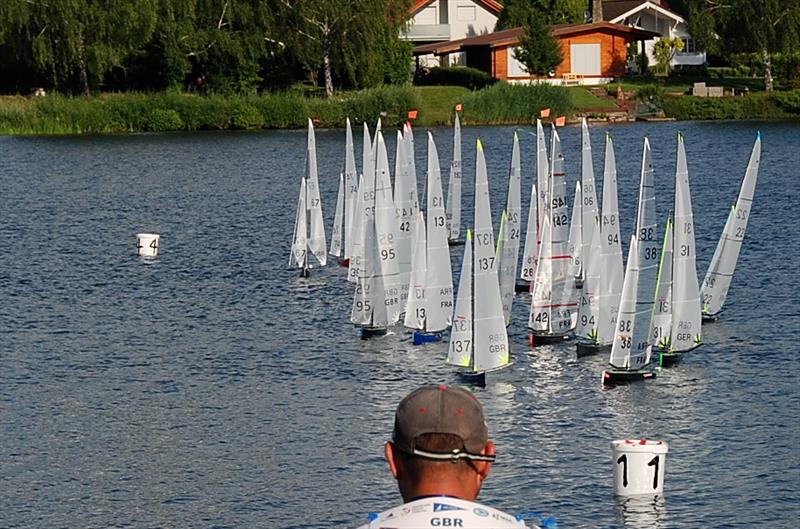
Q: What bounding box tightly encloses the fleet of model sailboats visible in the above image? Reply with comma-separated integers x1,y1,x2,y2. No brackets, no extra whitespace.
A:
289,116,761,386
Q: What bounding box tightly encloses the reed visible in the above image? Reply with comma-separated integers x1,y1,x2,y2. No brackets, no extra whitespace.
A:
0,86,420,135
459,82,574,125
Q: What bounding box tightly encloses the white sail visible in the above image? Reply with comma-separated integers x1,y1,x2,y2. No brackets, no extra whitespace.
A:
351,215,389,328
597,133,624,345
567,181,583,281
668,134,702,351
472,140,509,372
394,129,417,309
373,132,402,325
305,119,327,266
425,132,454,332
519,183,538,282
634,137,659,320
446,112,463,242
403,122,419,212
536,119,550,226
447,231,473,368
529,126,576,336
608,236,652,369
701,133,761,317
404,212,427,330
289,177,309,270
348,136,376,283
343,118,359,258
529,213,554,333
498,131,522,324
580,118,600,282
329,173,345,258
576,212,602,341
651,217,674,350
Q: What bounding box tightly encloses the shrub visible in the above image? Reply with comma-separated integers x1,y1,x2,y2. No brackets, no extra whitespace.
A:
230,101,266,129
663,93,791,120
772,89,800,114
415,66,496,90
145,108,184,132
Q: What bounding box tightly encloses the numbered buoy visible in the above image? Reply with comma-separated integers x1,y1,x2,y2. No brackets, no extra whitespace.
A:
136,233,160,258
611,439,669,496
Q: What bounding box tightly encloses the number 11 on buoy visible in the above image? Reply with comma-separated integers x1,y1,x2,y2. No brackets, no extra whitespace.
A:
611,439,669,496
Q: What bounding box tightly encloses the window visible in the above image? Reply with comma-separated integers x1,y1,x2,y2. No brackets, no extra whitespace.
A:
457,5,475,21
681,38,696,53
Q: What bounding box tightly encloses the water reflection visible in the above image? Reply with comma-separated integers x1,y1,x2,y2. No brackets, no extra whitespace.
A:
614,495,668,529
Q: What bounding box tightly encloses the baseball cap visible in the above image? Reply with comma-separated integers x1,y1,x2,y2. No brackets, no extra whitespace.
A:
392,384,495,463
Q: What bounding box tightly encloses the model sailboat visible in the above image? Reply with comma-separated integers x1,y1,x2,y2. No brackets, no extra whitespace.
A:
528,126,577,344
404,133,454,344
446,111,464,245
497,131,523,324
657,133,703,366
447,140,510,385
701,133,761,320
289,119,327,276
517,119,548,293
330,118,358,267
602,138,659,384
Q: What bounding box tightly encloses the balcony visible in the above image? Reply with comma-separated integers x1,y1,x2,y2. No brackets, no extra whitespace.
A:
402,24,451,42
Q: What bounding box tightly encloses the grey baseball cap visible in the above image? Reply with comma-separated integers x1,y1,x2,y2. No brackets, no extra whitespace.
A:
392,384,494,463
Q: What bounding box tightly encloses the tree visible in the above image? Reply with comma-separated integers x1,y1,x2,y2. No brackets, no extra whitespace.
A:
652,37,684,76
495,0,564,77
685,0,800,91
272,0,411,96
0,0,157,94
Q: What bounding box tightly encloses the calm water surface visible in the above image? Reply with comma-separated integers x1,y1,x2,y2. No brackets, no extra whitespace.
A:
1,120,798,529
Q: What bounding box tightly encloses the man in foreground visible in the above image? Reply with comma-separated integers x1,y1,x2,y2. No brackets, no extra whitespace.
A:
357,384,531,528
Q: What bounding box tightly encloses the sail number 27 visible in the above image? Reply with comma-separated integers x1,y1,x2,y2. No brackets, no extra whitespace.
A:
616,454,661,490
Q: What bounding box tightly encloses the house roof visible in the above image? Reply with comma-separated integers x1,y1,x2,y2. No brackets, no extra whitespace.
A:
603,0,685,24
411,0,503,16
413,22,660,56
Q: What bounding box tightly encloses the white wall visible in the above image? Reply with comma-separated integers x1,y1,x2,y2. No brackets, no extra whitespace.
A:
446,0,498,39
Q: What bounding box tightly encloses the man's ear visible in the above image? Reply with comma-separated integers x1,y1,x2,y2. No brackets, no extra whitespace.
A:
477,441,495,481
385,441,401,479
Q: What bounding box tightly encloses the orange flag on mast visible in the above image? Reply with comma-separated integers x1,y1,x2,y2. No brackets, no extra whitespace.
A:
455,103,463,112
555,115,566,126
540,108,551,118
407,110,418,119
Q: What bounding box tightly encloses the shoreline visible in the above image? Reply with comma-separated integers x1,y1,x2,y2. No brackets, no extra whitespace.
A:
1,85,798,136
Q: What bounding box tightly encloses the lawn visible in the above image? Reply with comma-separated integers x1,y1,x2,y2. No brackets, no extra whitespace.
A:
413,86,470,126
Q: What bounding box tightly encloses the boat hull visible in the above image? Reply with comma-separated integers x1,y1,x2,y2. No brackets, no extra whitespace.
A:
360,326,388,340
448,239,465,247
514,282,531,293
576,341,611,358
602,369,657,386
529,332,572,347
658,342,703,367
337,258,350,268
457,370,486,387
299,268,310,278
413,331,442,345
701,311,721,322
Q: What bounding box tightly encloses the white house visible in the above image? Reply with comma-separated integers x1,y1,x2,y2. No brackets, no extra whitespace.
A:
602,0,706,69
402,0,502,67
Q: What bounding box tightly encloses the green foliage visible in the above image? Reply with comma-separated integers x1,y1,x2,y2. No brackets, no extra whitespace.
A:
459,82,573,124
663,92,798,119
773,52,800,89
146,108,184,131
415,67,496,90
635,84,667,114
382,38,414,85
515,17,563,76
772,89,800,112
652,37,684,76
496,0,584,28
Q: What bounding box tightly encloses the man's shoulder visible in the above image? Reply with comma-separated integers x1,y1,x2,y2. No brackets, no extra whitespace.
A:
355,497,531,528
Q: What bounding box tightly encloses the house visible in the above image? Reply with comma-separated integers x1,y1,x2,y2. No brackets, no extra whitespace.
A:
601,0,706,69
413,22,659,85
402,0,502,67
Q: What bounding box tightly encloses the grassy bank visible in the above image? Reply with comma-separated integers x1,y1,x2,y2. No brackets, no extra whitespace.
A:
1,84,798,135
0,83,575,135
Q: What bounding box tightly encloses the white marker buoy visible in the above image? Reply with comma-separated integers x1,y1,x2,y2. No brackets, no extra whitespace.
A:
136,233,160,258
611,439,668,496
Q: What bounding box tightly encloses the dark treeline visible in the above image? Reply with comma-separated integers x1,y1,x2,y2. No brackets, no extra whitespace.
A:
0,0,414,96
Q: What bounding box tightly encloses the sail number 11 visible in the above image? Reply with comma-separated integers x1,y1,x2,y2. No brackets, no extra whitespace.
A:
616,454,661,490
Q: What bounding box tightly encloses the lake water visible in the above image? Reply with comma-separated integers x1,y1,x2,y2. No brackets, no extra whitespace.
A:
1,120,798,529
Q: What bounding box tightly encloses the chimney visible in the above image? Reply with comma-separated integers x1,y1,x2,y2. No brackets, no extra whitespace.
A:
592,0,603,22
